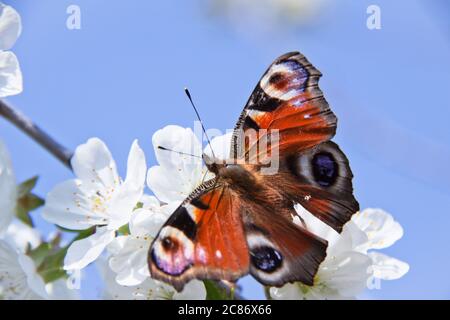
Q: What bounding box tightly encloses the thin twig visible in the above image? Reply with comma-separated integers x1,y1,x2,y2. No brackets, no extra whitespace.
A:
0,99,73,169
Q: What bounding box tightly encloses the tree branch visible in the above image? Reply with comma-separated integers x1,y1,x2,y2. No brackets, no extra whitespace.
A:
0,99,73,169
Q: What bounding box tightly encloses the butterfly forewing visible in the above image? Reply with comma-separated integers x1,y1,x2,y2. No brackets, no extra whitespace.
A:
232,51,337,160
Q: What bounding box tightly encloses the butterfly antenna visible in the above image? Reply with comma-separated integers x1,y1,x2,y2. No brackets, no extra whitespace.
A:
157,146,202,158
184,88,216,159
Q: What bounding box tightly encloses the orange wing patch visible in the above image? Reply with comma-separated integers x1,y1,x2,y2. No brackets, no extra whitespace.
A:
248,97,336,158
149,185,250,291
193,189,250,276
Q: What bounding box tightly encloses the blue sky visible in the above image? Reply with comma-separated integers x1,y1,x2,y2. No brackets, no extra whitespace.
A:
1,0,449,299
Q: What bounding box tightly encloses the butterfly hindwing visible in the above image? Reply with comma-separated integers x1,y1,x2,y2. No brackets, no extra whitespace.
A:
266,141,359,232
148,180,250,291
242,203,327,287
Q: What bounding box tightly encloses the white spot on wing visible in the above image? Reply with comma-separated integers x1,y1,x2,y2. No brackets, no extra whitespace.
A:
185,204,197,222
197,245,207,263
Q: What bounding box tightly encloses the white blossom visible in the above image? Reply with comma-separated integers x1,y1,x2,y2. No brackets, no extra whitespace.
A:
147,125,207,204
270,206,372,300
105,195,205,299
45,279,79,300
1,216,78,299
0,2,22,97
0,240,48,299
109,125,221,299
4,219,41,252
270,206,409,299
108,195,179,286
147,125,229,204
0,141,48,300
352,208,409,282
43,138,147,271
98,256,205,300
0,140,16,237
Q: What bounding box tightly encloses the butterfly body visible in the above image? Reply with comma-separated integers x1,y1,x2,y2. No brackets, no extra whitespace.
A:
148,52,359,292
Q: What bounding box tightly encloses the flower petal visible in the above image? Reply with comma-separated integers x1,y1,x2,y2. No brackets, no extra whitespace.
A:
123,140,146,191
269,282,347,300
107,140,146,229
153,125,203,168
319,250,372,298
140,194,160,208
173,280,206,300
368,252,409,280
108,236,150,286
0,139,16,236
5,219,41,252
45,279,80,300
129,199,178,237
18,254,48,299
130,208,167,238
203,132,233,161
352,208,403,252
269,283,306,300
0,4,21,50
294,204,338,244
97,257,163,300
0,240,47,299
147,125,204,203
43,179,107,230
0,51,22,97
71,138,119,191
64,227,115,270
99,254,205,300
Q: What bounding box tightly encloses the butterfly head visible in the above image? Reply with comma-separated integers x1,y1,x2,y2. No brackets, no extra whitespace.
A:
202,153,226,175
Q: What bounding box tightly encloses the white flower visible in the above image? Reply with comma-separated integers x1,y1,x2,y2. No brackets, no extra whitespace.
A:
270,206,372,300
108,195,179,286
147,125,230,204
98,257,206,300
352,208,409,281
0,2,22,97
106,195,206,299
0,240,48,299
4,219,41,252
43,138,147,271
270,207,409,300
45,279,79,300
0,140,16,237
0,204,78,299
147,125,206,203
352,208,404,252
